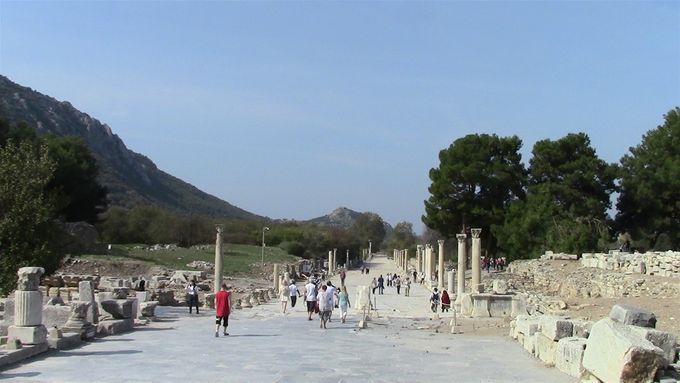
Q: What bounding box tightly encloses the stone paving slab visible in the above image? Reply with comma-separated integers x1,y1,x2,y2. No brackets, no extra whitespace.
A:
0,256,576,382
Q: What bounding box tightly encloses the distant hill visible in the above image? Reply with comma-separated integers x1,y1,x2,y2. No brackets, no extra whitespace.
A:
307,207,393,233
0,75,261,220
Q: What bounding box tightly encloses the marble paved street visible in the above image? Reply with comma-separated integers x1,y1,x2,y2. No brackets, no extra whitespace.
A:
1,256,576,383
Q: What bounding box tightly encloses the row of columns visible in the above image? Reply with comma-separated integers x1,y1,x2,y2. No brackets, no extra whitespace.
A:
408,229,483,296
392,249,410,272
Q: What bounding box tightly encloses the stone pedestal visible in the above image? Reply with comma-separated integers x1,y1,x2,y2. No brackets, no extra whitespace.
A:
471,228,482,288
456,234,467,300
62,301,96,339
8,267,47,345
79,281,99,324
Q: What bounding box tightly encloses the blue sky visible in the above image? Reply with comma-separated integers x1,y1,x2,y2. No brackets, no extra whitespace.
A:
1,1,679,231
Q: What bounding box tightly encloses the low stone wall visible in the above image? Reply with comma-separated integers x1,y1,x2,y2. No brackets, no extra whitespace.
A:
509,305,680,382
582,251,680,278
507,259,679,299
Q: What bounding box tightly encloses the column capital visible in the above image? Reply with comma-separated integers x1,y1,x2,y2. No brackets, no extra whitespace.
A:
416,245,422,250
215,224,224,233
471,228,482,238
456,234,467,242
437,239,445,245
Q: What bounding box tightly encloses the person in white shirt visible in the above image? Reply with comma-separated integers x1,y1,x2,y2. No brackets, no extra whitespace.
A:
316,285,330,329
304,280,317,321
279,280,290,313
325,281,337,322
288,281,300,308
185,280,200,314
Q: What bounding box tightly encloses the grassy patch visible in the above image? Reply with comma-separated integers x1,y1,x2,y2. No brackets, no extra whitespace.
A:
77,244,297,274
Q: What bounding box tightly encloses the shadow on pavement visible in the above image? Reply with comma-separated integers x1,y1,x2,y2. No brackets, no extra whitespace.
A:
54,350,142,357
227,334,282,338
0,371,41,378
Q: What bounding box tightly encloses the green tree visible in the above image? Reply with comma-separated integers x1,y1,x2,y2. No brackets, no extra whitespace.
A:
45,135,108,223
495,133,616,260
388,221,417,250
350,212,387,251
0,141,63,294
423,134,526,254
616,107,680,249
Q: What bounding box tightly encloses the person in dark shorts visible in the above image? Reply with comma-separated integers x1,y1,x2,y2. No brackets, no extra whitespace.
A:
288,281,300,308
214,283,231,337
304,279,317,321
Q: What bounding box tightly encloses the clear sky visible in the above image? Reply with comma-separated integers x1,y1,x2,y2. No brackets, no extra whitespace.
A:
1,1,679,231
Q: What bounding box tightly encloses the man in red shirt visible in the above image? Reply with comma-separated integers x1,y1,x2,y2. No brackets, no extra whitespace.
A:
214,283,231,337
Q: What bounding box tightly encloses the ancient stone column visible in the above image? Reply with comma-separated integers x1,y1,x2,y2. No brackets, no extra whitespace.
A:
447,270,455,293
416,245,422,274
456,234,467,300
471,228,482,291
438,240,445,289
8,267,47,345
273,264,279,292
328,251,334,274
404,249,409,271
214,225,224,293
333,248,337,271
429,245,436,284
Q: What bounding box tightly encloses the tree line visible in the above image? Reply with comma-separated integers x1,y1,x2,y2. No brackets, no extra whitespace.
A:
423,107,680,261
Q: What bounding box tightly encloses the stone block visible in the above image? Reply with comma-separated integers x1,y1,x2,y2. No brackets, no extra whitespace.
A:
555,337,587,378
203,293,215,309
111,287,130,299
471,294,490,317
515,315,540,337
610,304,657,328
511,294,528,317
488,295,513,317
629,327,679,364
42,305,71,328
7,325,47,345
583,318,666,383
572,319,593,339
139,301,158,318
472,283,485,293
535,332,558,366
523,332,537,355
492,280,508,294
540,316,574,341
47,332,81,350
97,319,133,336
100,299,134,319
459,293,473,316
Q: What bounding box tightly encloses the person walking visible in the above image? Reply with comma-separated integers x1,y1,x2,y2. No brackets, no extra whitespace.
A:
419,272,425,284
395,275,402,295
412,271,418,283
317,285,330,329
377,275,385,295
185,280,200,314
404,277,411,297
441,289,451,312
214,283,231,337
304,278,317,321
338,286,351,323
371,277,378,295
340,270,346,286
430,288,440,313
279,280,290,314
288,281,300,308
326,281,337,322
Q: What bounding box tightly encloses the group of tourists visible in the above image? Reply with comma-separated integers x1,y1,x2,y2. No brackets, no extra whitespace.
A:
370,273,412,296
428,287,451,313
482,256,506,272
302,276,351,329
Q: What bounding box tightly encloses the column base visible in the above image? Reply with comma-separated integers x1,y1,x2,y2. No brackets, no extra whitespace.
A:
7,325,47,345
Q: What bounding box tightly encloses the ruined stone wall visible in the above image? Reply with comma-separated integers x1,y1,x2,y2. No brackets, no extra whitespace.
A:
581,251,680,278
506,259,679,299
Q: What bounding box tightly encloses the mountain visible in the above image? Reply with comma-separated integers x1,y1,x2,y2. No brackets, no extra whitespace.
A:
307,207,393,233
0,75,260,220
